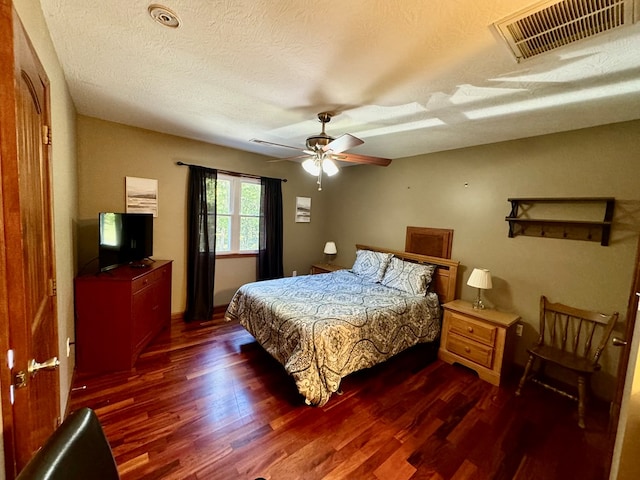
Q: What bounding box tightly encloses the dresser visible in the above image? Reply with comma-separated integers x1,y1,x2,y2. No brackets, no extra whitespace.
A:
75,260,172,372
439,299,519,386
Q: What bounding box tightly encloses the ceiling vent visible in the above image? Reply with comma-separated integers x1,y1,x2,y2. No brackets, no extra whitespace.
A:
494,0,639,61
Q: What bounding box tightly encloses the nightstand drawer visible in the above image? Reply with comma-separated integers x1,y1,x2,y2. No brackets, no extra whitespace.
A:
446,332,494,368
448,312,497,347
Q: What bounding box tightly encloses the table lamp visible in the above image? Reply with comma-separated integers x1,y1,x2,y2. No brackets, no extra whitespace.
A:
324,241,337,264
467,268,492,310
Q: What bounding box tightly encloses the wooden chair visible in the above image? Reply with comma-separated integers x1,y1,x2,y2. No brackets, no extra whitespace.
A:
515,295,618,428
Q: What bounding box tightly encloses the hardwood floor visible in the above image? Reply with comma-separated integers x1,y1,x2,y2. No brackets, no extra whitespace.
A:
69,315,613,480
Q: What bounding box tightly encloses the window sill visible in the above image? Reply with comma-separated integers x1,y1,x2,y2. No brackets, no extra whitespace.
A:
215,252,258,260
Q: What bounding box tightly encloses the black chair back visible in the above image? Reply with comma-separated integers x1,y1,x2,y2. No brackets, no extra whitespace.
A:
16,407,119,480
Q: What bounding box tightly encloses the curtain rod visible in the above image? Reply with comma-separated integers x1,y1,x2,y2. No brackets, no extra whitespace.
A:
176,161,287,183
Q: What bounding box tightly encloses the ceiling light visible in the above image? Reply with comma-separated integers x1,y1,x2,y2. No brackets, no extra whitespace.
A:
322,159,339,177
302,159,320,176
148,4,181,28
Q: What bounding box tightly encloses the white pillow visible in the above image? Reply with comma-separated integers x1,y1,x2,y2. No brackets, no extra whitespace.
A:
381,257,436,295
351,250,392,283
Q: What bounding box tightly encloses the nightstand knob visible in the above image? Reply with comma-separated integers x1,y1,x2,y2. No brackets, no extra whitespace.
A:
467,326,474,333
464,346,471,353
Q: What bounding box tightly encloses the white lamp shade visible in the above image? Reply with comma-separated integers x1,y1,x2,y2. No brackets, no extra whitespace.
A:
322,158,339,176
467,268,492,289
323,241,337,255
302,158,320,176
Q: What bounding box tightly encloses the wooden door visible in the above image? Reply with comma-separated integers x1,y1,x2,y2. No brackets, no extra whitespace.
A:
611,298,640,479
609,238,640,478
0,3,60,477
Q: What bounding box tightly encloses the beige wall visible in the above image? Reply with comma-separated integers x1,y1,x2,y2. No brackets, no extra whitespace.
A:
76,115,331,310
327,119,640,399
14,1,78,419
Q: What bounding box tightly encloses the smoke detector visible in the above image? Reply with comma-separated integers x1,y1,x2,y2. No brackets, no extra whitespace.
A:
148,4,181,28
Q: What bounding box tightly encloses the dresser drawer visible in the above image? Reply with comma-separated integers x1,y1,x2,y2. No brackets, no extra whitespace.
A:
448,312,497,347
131,265,169,293
446,332,494,368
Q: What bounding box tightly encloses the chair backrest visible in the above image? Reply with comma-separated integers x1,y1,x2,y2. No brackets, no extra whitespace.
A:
16,407,119,480
537,295,619,366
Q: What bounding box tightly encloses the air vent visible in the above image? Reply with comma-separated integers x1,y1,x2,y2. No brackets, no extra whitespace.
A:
494,0,638,61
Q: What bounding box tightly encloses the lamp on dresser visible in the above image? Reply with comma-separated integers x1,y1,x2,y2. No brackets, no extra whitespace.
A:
467,268,492,310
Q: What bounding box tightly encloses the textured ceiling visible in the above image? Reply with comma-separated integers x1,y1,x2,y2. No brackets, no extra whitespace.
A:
41,0,640,161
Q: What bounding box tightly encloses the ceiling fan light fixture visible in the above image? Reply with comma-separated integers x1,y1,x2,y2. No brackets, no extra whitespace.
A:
302,158,320,176
322,158,339,176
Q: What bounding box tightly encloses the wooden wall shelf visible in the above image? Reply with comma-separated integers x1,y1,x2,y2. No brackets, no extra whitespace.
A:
505,197,615,246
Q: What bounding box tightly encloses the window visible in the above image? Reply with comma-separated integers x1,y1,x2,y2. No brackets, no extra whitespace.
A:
215,174,261,254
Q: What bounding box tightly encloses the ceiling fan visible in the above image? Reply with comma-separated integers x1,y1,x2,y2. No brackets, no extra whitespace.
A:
251,112,392,190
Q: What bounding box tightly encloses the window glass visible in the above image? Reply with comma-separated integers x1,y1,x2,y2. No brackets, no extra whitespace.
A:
212,175,261,254
216,215,230,252
240,182,260,215
240,217,259,251
216,178,231,215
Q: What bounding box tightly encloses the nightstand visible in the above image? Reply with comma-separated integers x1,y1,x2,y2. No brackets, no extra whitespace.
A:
439,299,520,386
310,263,345,274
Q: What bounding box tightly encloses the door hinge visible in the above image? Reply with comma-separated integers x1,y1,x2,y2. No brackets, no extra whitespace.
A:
43,125,51,145
49,278,57,297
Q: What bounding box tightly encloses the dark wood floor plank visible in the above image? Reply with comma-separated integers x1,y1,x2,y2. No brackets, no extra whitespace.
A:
69,315,612,480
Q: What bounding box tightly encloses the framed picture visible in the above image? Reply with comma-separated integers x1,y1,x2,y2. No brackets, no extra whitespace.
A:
126,176,158,217
295,196,311,223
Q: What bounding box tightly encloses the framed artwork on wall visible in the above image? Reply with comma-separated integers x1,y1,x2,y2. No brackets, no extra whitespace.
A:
295,196,311,223
126,176,158,217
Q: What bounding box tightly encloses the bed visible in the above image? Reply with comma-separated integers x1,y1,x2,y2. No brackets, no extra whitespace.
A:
225,244,459,406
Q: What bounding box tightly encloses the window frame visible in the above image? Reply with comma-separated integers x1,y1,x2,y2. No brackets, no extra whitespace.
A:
215,174,261,257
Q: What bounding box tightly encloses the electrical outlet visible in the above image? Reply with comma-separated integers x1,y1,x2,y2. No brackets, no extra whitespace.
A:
292,270,297,277
66,337,71,357
516,324,524,337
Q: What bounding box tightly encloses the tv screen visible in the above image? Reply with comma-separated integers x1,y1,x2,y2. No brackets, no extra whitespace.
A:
99,212,153,271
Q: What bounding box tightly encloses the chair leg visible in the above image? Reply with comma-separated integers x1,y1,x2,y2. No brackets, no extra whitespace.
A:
577,374,587,429
516,354,535,396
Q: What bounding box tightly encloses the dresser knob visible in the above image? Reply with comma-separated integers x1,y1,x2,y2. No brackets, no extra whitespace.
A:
467,326,474,333
464,346,471,353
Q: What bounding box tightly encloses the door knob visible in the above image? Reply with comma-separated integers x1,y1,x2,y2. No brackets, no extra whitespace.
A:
612,337,628,347
28,357,59,377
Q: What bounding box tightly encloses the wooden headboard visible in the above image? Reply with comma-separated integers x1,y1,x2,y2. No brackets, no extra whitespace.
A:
356,244,459,304
405,226,454,259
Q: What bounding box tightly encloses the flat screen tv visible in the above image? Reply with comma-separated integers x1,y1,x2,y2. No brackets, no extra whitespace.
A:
98,212,153,272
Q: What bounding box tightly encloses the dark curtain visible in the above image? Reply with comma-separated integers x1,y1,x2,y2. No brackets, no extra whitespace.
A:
185,166,217,321
258,177,284,280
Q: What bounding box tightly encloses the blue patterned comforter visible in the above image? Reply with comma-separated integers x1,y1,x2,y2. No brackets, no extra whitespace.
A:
225,270,441,406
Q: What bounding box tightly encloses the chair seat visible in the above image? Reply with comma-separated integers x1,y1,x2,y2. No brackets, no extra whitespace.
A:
528,345,601,374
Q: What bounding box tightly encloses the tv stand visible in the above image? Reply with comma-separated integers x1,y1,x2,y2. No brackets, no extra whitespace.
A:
75,260,172,372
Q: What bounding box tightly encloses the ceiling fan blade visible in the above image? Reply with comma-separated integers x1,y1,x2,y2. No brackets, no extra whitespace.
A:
250,138,305,152
267,154,310,163
323,133,364,154
339,152,392,167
